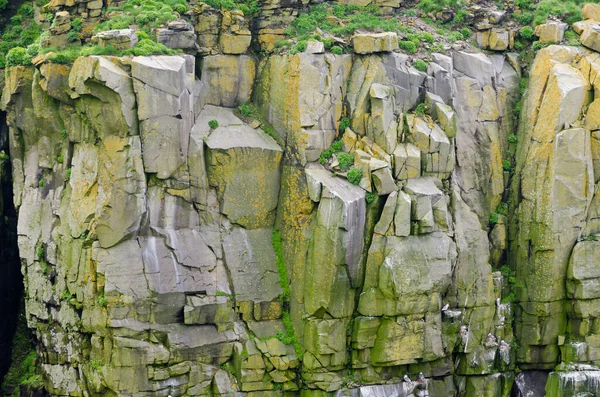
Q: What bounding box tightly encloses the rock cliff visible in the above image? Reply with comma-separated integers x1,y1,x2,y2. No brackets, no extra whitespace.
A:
1,1,600,396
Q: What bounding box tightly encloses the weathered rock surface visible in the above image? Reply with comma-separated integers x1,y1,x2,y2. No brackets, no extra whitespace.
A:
5,7,600,393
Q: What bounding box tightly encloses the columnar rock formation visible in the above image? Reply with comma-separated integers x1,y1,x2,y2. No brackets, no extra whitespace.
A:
2,1,600,396
0,46,523,396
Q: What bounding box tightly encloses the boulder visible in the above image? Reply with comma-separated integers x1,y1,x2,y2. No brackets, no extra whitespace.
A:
535,22,567,44
583,3,600,21
205,111,283,228
219,33,252,54
96,29,138,50
580,24,600,52
352,32,399,54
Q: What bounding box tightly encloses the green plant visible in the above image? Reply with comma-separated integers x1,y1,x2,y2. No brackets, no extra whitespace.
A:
399,40,417,54
446,31,463,43
489,211,499,225
413,59,428,72
365,191,376,204
460,28,472,39
519,26,535,40
40,260,48,274
97,295,107,307
60,129,68,140
239,103,256,118
331,45,343,55
272,230,291,303
216,290,233,300
347,167,363,185
208,120,219,129
6,47,31,66
36,246,44,260
0,150,9,160
516,12,534,25
65,168,72,181
57,155,64,164
339,117,350,133
421,32,435,43
319,139,344,164
508,134,518,144
90,360,102,370
502,159,511,171
337,152,354,171
532,41,544,51
414,103,428,117
38,179,44,188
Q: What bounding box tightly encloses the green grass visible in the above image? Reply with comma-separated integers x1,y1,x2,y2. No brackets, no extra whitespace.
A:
95,0,188,33
286,3,408,44
0,3,40,67
413,59,428,72
202,0,260,15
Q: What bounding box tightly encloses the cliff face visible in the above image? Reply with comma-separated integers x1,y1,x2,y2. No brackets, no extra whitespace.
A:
1,2,600,397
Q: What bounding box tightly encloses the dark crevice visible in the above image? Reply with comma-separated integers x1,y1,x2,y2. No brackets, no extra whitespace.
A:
0,109,23,385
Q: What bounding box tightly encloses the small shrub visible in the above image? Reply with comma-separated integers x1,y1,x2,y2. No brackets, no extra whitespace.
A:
489,212,499,225
460,28,472,39
515,12,534,25
331,45,343,55
38,179,44,188
414,103,428,117
365,191,376,204
331,139,343,152
502,159,511,171
36,247,44,260
508,134,518,144
6,47,31,66
337,152,354,171
339,117,350,133
208,120,219,129
239,103,255,118
71,18,82,32
347,167,363,185
421,32,435,43
519,26,535,40
399,40,417,54
446,31,463,43
532,41,544,51
413,59,428,72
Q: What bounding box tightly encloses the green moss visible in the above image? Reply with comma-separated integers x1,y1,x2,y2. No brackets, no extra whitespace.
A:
208,120,219,129
216,290,234,300
489,212,499,226
502,159,512,171
508,134,518,144
272,229,290,303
